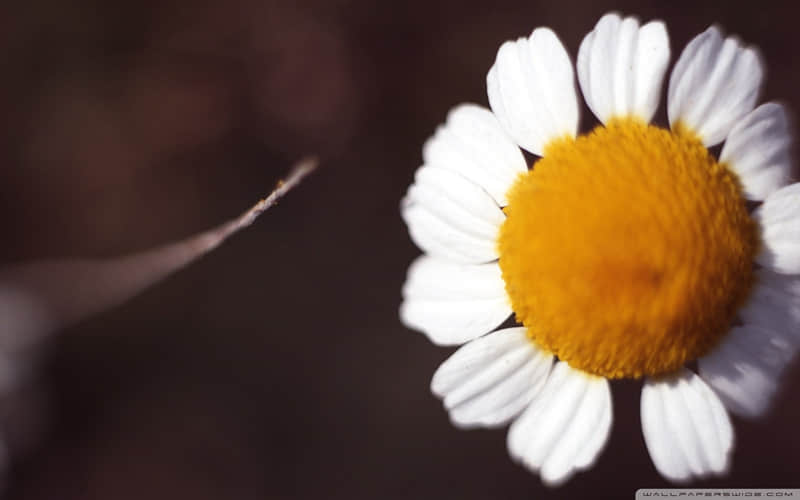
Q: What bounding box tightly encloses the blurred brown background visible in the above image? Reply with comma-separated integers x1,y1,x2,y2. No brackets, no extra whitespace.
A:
0,0,798,498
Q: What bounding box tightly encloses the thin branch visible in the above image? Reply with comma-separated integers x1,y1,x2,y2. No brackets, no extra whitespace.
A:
237,155,318,230
0,156,318,348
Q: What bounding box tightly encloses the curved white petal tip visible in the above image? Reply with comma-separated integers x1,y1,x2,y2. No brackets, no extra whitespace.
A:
754,182,800,274
699,324,795,419
401,164,504,264
422,104,527,206
431,327,553,428
641,368,734,482
507,362,612,486
720,102,794,200
738,269,800,347
668,25,763,146
578,13,670,124
487,27,580,156
399,255,511,345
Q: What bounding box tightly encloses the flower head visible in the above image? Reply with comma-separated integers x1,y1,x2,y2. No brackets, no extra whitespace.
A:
401,12,797,485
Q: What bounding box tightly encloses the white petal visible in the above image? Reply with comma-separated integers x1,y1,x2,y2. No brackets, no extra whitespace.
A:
738,269,800,347
507,362,612,486
641,368,734,482
400,255,511,345
720,102,793,200
668,26,763,146
423,104,528,206
487,28,580,156
431,327,553,428
699,324,795,419
577,13,670,123
754,182,800,273
401,165,505,264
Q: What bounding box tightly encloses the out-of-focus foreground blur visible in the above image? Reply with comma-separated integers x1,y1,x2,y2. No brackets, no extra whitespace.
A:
1,0,798,498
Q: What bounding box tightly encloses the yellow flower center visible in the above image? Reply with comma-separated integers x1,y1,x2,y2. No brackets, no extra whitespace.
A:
498,119,759,379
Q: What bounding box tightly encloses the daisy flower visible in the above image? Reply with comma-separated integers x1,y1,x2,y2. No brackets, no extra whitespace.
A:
400,12,798,485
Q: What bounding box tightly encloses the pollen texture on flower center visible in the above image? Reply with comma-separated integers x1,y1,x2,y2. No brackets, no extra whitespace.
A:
498,118,759,379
